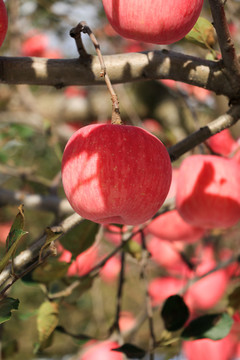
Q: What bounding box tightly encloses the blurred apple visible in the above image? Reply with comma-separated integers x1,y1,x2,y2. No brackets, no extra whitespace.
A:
119,311,135,332
176,155,240,229
58,245,98,277
148,276,186,306
182,332,238,360
81,340,123,360
184,246,229,311
0,222,12,244
206,129,238,156
147,236,189,274
100,256,121,283
21,33,49,57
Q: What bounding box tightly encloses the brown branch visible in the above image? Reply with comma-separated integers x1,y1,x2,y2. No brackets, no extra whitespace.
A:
208,0,240,81
0,51,239,100
168,105,240,161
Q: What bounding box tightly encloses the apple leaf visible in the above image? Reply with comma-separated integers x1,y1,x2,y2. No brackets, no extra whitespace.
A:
6,204,25,250
161,295,189,332
185,17,216,49
0,229,28,274
60,220,99,259
111,343,146,359
181,313,233,341
36,301,59,351
0,297,19,324
31,258,70,284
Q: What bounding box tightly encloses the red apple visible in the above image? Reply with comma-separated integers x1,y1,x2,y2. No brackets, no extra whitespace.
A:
146,209,205,243
119,311,135,332
104,225,141,246
101,0,204,45
0,0,7,48
176,155,240,229
81,340,123,360
58,245,98,277
147,236,190,275
0,222,12,244
206,129,238,156
184,248,229,311
21,33,49,57
62,124,172,225
182,333,238,360
146,167,205,243
148,276,186,306
100,255,121,283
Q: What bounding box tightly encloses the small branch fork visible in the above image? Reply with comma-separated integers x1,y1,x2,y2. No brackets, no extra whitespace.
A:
70,21,122,125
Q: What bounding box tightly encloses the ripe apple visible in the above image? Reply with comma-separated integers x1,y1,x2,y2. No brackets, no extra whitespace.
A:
0,222,12,244
146,167,205,243
176,155,240,229
146,209,205,243
119,311,135,332
148,276,186,306
81,340,123,360
100,255,121,283
147,236,190,275
0,0,8,48
21,33,49,57
184,247,229,312
101,0,204,44
206,129,238,156
58,245,98,277
62,124,172,225
182,333,238,360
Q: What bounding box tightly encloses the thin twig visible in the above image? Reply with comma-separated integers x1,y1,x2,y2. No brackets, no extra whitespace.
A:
139,231,156,360
70,22,122,124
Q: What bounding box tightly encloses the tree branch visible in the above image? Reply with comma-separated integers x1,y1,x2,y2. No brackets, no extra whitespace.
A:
168,105,240,161
0,51,239,100
208,0,240,81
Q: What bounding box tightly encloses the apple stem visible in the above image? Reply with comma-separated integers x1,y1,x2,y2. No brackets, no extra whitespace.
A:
70,22,123,125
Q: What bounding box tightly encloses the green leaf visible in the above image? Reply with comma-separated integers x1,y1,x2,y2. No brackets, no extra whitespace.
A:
0,297,19,324
60,220,99,259
0,229,28,273
161,295,189,332
181,313,233,341
6,204,25,250
185,17,216,49
37,301,59,351
111,343,146,359
32,258,70,284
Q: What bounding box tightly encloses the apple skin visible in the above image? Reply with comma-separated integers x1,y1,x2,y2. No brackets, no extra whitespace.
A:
0,0,8,48
81,340,123,360
21,33,49,57
0,222,12,244
100,256,121,283
182,333,238,360
146,209,205,243
206,129,238,156
58,245,98,277
101,0,204,45
184,247,229,312
62,124,172,225
176,155,240,229
148,276,186,306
